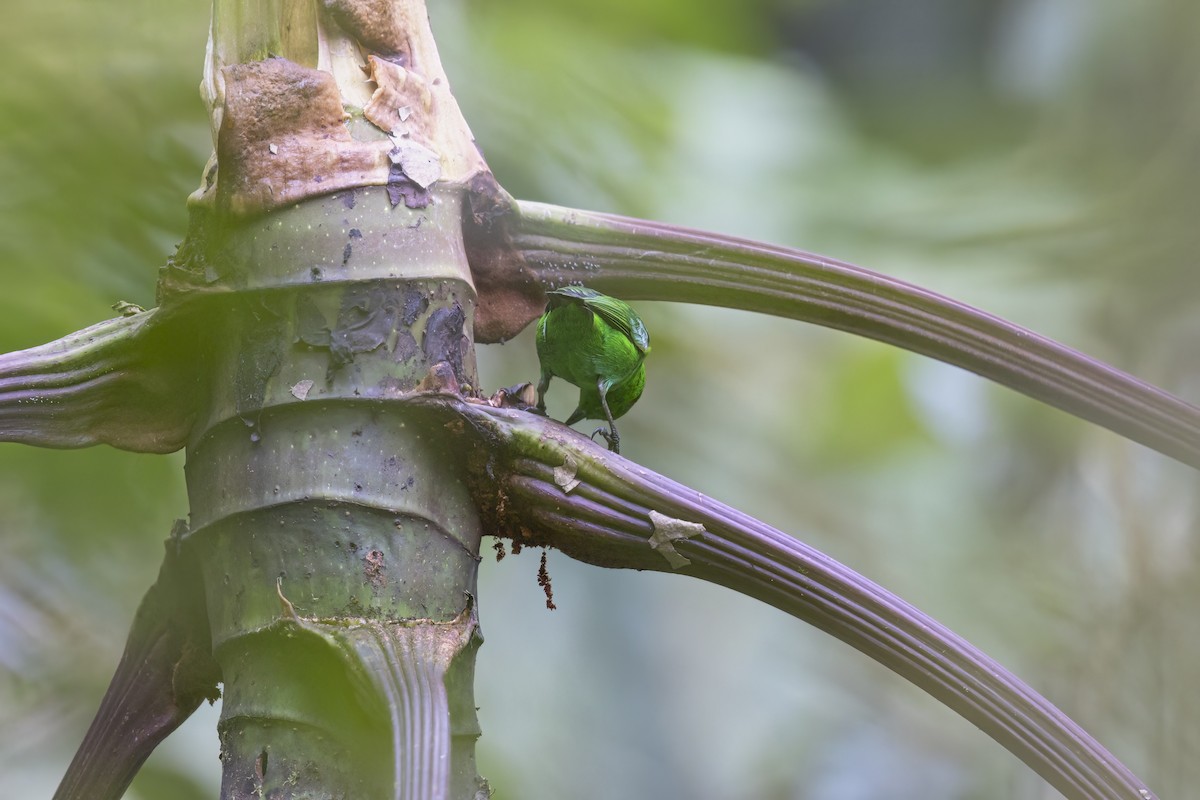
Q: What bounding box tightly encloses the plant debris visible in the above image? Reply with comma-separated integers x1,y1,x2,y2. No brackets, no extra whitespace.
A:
537,549,556,610
647,510,705,569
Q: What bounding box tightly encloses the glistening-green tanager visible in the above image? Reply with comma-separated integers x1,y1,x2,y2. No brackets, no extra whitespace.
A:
535,286,649,454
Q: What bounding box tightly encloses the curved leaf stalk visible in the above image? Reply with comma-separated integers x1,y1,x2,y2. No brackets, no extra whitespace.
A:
469,198,1200,469
0,308,199,453
438,396,1158,800
53,523,220,800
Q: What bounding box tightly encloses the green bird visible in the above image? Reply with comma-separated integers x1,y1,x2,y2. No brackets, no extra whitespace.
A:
535,285,650,454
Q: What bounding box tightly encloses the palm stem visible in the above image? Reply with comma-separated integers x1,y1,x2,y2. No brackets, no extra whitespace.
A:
478,200,1200,469
440,396,1159,800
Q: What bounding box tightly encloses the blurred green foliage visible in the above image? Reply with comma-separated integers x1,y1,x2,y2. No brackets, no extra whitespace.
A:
2,1,1199,798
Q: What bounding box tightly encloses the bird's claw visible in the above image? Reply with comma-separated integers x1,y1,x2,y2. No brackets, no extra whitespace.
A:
589,427,620,454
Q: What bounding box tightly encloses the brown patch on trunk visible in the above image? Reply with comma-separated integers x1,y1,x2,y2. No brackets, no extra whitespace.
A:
364,55,434,144
462,172,547,342
321,0,415,60
217,58,390,216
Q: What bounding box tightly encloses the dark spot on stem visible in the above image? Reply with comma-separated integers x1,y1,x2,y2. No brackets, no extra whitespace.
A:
235,298,286,415
422,303,466,382
330,285,402,365
386,163,431,209
402,287,429,326
391,330,419,366
364,548,387,589
295,295,331,348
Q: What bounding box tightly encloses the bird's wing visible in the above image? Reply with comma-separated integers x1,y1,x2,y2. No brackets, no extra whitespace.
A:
587,294,649,354
550,289,647,355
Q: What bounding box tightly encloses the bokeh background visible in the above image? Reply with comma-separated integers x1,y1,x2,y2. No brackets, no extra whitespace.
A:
3,1,1199,797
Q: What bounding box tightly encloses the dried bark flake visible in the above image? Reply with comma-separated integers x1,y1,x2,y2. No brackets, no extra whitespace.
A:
647,510,705,569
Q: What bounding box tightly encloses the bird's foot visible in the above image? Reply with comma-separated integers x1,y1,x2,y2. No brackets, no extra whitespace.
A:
590,426,620,454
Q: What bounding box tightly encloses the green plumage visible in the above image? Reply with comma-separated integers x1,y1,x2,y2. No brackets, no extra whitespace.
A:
535,286,649,453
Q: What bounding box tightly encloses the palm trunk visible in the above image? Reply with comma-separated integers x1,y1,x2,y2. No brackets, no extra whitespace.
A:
173,1,492,795
180,193,486,799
